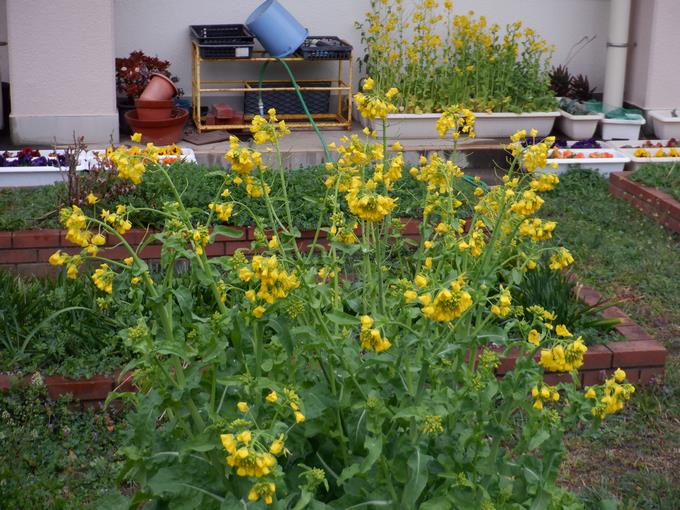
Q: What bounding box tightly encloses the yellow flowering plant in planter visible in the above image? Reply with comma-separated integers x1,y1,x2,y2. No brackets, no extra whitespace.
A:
52,101,633,508
357,0,557,113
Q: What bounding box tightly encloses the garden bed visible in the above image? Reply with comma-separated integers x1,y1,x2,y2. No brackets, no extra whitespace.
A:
1,279,665,405
609,171,680,235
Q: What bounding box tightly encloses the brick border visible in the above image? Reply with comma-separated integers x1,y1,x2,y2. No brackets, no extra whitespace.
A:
609,171,680,234
0,219,425,276
495,283,667,386
0,370,135,409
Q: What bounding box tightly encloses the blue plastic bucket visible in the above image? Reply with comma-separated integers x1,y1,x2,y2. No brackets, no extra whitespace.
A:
246,0,308,58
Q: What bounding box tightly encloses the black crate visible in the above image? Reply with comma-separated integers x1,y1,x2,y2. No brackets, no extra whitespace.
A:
244,82,330,116
190,24,254,58
297,36,352,60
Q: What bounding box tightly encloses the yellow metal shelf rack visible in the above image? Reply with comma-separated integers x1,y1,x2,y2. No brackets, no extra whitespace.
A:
191,41,353,132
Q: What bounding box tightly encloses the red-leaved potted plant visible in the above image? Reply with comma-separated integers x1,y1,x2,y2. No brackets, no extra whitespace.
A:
115,51,184,132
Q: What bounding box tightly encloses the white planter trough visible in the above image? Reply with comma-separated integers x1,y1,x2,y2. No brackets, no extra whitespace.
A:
557,109,603,139
0,150,89,188
599,115,646,140
88,148,197,164
604,140,680,171
366,111,560,140
648,110,680,140
535,147,630,176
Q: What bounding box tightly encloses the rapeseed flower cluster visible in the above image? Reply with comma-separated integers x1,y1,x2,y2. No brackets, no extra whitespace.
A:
250,108,291,145
239,255,299,316
359,315,392,353
421,276,473,322
220,430,279,479
531,384,559,410
436,105,476,140
224,136,269,198
519,218,556,241
586,368,635,419
549,247,575,270
353,78,398,120
539,334,587,372
101,205,133,235
92,263,115,294
48,251,83,279
490,285,512,317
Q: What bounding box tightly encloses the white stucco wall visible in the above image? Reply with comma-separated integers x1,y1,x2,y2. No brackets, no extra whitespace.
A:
7,0,118,144
114,0,611,101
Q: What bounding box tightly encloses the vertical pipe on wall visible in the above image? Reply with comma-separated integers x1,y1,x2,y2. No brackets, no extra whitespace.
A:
602,0,632,110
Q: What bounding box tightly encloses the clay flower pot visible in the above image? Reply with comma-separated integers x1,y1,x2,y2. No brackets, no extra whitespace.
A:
134,98,175,121
139,73,178,101
124,108,189,145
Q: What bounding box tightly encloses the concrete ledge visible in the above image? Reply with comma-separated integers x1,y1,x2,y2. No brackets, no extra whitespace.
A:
10,113,119,146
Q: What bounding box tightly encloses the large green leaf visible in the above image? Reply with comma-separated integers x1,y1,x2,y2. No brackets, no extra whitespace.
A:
402,448,432,508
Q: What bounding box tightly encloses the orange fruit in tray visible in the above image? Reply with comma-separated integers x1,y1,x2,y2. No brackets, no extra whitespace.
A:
574,153,585,159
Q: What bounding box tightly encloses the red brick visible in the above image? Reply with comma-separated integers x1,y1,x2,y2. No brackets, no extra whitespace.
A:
582,344,613,370
112,371,137,393
0,232,12,248
225,241,251,255
615,323,653,341
601,306,630,320
100,246,134,260
138,245,163,259
639,367,665,385
0,373,20,391
203,243,224,256
245,226,256,240
45,374,114,401
543,372,575,385
12,230,61,248
608,340,667,368
495,347,520,375
0,249,38,263
399,217,422,236
298,229,327,240
120,229,153,246
581,369,607,386
574,284,602,307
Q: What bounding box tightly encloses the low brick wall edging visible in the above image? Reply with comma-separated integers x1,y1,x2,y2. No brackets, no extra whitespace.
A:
609,172,680,235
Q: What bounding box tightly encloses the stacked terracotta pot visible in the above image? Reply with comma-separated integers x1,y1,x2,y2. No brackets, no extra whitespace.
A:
124,74,188,145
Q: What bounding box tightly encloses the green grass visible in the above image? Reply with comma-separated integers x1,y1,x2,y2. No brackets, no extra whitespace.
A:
0,381,128,509
541,168,680,509
630,163,680,202
0,163,433,232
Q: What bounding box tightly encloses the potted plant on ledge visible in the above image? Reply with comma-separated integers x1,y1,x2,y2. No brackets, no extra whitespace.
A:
115,51,184,134
549,66,603,139
356,1,559,139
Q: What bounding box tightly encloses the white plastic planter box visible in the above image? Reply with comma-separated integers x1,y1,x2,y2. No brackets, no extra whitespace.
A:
649,110,680,139
88,148,197,164
605,140,680,171
557,109,603,139
0,150,89,188
365,111,560,140
535,148,630,176
600,115,646,140
472,111,560,139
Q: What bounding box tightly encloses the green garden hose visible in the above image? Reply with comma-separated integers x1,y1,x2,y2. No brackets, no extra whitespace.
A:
256,59,331,162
